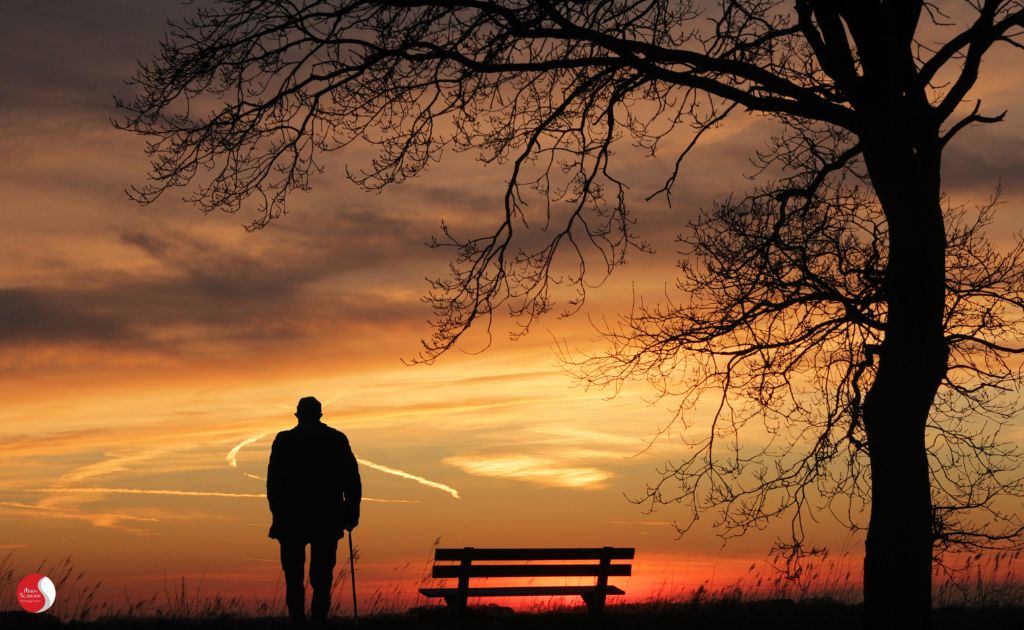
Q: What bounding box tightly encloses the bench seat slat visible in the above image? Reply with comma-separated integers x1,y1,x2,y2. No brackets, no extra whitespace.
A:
433,563,631,578
434,547,634,561
420,585,626,598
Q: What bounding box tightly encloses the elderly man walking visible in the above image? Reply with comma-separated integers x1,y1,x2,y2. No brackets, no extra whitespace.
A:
267,396,362,629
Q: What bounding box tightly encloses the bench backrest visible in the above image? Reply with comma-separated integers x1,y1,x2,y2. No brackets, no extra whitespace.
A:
431,547,634,582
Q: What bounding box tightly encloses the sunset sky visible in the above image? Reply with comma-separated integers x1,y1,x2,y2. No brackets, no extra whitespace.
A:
2,0,1024,616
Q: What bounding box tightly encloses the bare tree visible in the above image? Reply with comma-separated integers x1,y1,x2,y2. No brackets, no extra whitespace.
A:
579,158,1024,569
117,2,1024,627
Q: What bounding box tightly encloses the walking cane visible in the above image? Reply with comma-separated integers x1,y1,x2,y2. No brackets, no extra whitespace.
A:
347,529,358,621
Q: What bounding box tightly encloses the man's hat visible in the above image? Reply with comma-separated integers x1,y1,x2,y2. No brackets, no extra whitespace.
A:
295,396,323,420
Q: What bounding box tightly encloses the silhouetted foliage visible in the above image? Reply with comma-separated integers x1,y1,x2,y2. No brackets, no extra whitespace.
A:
118,2,1024,628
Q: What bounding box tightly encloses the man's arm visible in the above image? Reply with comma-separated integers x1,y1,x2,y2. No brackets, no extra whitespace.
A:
266,433,286,516
340,435,361,529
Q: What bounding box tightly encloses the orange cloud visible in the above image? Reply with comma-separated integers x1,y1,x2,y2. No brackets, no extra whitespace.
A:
443,454,613,489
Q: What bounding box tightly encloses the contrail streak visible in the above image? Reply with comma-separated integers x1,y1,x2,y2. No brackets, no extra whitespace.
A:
20,487,417,503
226,433,460,499
226,433,267,468
356,459,461,499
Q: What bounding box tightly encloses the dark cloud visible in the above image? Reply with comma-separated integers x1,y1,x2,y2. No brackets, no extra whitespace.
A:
118,230,308,301
0,274,425,352
0,208,436,352
414,186,505,214
119,202,441,288
0,288,129,344
942,125,1024,193
0,1,195,116
273,205,443,273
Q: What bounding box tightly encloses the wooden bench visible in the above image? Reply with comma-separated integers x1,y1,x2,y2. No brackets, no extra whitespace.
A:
419,546,634,614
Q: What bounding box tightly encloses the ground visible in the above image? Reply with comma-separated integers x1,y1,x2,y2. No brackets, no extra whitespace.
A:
3,601,1024,630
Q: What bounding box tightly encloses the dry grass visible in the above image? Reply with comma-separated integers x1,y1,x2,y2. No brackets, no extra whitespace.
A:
934,550,1024,608
1,548,1022,629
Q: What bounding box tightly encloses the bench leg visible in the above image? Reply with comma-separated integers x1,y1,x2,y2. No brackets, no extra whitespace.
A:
443,594,467,613
581,592,606,615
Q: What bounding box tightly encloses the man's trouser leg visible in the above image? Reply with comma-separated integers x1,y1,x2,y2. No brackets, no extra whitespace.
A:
279,539,307,628
309,536,339,627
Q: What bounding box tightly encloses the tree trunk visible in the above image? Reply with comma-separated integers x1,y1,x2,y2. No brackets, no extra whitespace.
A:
859,135,946,630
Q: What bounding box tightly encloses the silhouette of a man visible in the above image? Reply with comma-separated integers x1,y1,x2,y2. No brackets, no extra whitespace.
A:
267,396,361,629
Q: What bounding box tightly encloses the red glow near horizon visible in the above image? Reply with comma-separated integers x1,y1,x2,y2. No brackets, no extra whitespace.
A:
13,548,1021,619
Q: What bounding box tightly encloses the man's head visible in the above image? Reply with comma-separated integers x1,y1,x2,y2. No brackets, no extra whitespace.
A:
295,396,323,423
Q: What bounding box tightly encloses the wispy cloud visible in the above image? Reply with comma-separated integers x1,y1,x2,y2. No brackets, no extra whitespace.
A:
361,497,419,504
607,520,674,526
0,500,159,532
34,491,107,511
24,487,266,499
357,459,460,499
443,454,613,489
58,449,165,484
